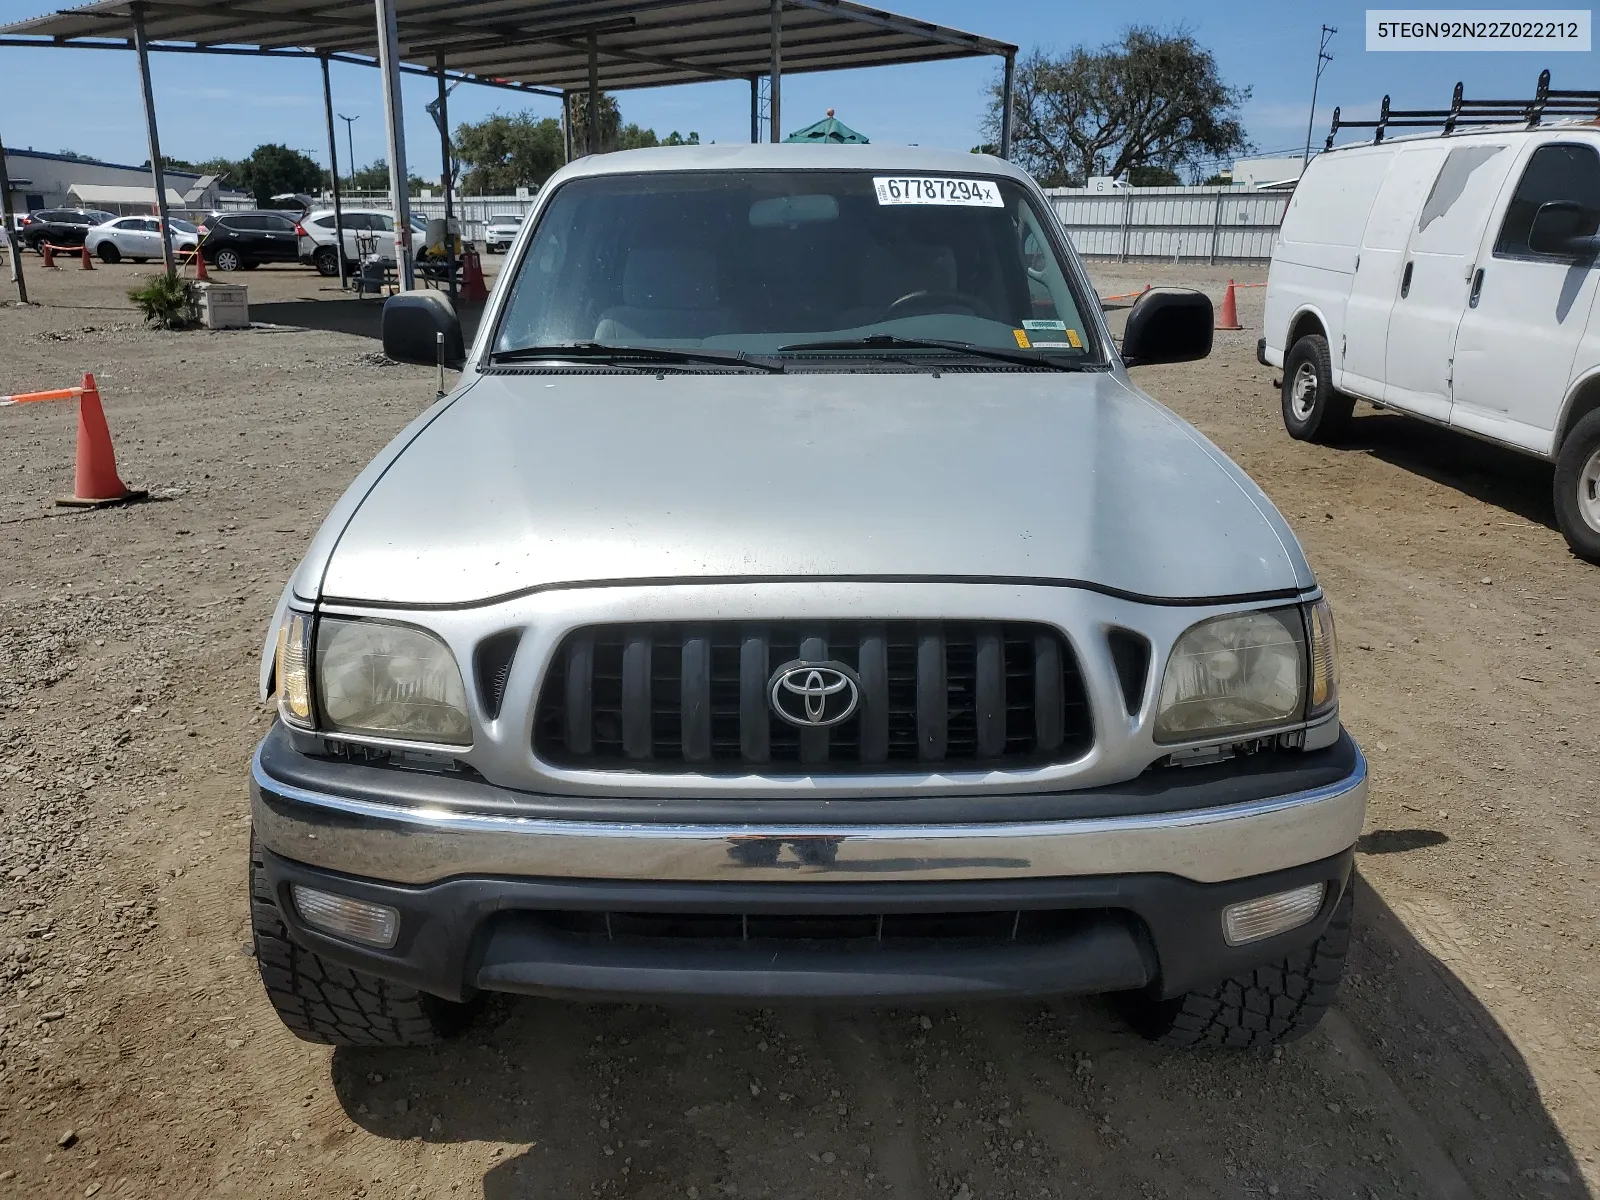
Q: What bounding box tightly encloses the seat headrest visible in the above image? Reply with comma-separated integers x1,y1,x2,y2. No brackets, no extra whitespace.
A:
622,247,720,309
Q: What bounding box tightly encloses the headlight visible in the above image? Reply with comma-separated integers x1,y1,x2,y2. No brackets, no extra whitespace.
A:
315,618,471,745
1155,607,1305,743
275,610,313,729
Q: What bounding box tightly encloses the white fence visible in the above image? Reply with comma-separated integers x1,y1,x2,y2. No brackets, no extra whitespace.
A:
1046,187,1289,263
325,191,538,245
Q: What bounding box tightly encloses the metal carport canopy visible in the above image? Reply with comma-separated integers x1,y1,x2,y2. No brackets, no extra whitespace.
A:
0,0,1014,94
0,0,1016,292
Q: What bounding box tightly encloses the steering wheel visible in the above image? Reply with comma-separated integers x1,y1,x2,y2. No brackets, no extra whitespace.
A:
884,289,988,319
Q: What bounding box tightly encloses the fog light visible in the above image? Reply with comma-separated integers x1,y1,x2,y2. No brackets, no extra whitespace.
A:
1222,882,1326,946
292,885,399,948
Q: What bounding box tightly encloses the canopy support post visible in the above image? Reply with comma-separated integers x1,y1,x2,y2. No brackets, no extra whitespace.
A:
561,91,572,163
373,0,414,290
750,75,759,143
436,51,456,303
130,2,175,277
320,54,348,290
999,50,1015,160
769,0,782,143
587,34,600,154
0,129,27,304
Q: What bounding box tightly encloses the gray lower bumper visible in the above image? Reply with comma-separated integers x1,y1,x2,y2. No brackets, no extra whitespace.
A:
251,745,1367,887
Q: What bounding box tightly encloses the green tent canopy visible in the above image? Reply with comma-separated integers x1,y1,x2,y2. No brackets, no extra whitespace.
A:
784,110,868,145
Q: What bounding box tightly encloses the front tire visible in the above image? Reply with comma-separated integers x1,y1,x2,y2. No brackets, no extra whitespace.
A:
250,832,472,1047
1120,881,1353,1048
1554,409,1600,564
214,248,242,272
97,243,120,264
1281,334,1354,443
314,246,341,277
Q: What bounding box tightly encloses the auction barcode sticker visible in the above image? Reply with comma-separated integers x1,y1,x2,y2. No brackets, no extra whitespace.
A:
1367,10,1590,50
873,177,1004,206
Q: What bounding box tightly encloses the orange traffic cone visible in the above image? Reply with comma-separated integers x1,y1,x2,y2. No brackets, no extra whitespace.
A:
81,244,94,270
1216,279,1242,330
41,242,55,269
56,374,147,508
460,249,488,304
193,250,209,281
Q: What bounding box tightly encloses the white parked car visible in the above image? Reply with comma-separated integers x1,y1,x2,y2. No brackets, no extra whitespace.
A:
483,212,524,253
296,207,429,276
85,216,199,263
1262,118,1600,562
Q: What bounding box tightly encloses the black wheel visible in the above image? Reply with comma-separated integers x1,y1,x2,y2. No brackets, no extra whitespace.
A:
214,248,242,272
97,243,121,264
1554,408,1600,565
314,246,341,277
1120,881,1352,1049
1281,334,1354,443
250,831,472,1047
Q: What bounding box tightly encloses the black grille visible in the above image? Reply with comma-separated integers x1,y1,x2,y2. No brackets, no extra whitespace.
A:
533,621,1093,772
535,908,1101,946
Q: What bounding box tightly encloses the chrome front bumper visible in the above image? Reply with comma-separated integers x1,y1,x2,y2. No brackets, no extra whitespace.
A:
251,742,1368,888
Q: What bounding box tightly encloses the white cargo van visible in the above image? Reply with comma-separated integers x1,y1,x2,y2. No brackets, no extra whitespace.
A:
1261,121,1600,562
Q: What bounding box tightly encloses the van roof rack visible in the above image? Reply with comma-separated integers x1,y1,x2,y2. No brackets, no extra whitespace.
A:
1325,70,1600,149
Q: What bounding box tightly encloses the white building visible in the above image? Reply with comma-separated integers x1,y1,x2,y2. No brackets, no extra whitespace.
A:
3,147,249,215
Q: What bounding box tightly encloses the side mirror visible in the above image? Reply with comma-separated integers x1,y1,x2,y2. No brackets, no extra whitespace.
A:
1528,201,1600,257
382,290,465,368
1120,287,1213,366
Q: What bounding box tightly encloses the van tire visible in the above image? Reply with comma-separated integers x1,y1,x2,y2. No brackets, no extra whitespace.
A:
1554,409,1600,564
1119,881,1353,1049
1282,335,1354,443
250,831,473,1047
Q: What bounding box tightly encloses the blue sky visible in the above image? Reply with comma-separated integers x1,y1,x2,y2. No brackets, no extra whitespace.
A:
0,1,1591,176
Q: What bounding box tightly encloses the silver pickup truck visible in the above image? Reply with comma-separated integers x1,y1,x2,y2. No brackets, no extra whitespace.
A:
250,145,1365,1051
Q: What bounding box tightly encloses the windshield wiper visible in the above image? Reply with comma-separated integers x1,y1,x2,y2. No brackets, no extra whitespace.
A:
776,334,1083,372
489,342,784,373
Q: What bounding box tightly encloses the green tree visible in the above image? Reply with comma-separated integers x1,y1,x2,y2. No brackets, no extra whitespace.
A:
1201,171,1233,186
1127,165,1181,186
982,28,1251,187
452,112,565,193
349,158,428,195
232,143,324,202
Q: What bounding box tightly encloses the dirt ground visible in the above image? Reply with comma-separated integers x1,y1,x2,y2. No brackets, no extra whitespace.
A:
0,255,1596,1200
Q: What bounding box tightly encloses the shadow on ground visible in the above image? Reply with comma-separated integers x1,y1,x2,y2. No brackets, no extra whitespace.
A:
1338,409,1559,532
250,292,486,347
327,873,1587,1198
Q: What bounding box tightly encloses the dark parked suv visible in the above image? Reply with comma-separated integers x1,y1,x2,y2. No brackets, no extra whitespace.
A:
21,208,117,251
199,210,303,271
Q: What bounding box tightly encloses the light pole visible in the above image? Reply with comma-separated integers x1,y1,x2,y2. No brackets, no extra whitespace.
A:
1302,25,1336,168
338,113,359,187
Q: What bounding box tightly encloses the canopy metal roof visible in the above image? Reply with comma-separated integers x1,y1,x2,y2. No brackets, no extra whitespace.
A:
0,0,1014,95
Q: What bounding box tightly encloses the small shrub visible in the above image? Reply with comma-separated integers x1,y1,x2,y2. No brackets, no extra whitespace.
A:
127,273,198,330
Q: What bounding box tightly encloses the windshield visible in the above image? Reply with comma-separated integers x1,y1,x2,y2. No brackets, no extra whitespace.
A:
168,219,198,234
493,170,1097,363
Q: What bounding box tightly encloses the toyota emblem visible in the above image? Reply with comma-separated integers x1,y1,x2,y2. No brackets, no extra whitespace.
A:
768,660,861,728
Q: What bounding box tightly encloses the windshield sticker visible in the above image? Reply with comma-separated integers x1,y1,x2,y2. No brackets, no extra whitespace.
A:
872,177,1004,207
1027,328,1083,350
1022,319,1067,331
1012,329,1031,348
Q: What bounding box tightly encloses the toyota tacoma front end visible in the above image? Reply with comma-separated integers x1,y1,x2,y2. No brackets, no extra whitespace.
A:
249,145,1365,1050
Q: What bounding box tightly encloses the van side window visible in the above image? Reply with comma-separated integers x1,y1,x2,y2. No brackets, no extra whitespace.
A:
1495,144,1600,258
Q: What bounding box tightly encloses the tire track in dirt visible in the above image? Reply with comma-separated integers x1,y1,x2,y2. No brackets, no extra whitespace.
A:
805,1009,930,1199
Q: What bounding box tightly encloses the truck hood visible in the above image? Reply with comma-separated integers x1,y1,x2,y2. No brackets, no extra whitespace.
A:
315,369,1311,607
